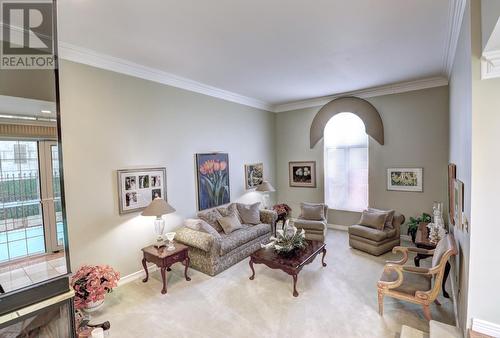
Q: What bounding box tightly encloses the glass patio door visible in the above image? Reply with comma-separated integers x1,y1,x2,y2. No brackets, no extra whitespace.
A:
39,141,64,253
0,140,63,263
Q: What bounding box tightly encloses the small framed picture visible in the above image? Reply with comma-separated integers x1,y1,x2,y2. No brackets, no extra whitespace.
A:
289,161,316,188
245,163,263,190
117,167,167,214
387,168,423,192
453,179,464,229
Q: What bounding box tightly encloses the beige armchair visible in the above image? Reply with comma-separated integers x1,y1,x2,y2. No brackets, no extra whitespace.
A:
293,203,328,242
377,233,457,321
348,211,405,256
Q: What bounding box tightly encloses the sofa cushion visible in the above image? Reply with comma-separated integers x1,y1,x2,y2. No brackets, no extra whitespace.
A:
380,269,431,295
348,224,389,242
294,219,326,231
368,208,395,230
219,223,270,255
236,203,261,225
299,202,326,221
359,211,386,230
218,213,243,234
198,208,224,232
176,227,219,253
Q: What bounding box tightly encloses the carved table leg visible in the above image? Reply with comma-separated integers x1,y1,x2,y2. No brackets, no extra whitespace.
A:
249,258,255,280
184,257,191,281
442,262,451,298
141,258,149,283
160,267,167,294
414,254,422,267
321,248,327,267
292,274,299,297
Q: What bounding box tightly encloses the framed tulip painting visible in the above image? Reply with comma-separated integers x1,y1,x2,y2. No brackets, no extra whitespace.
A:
196,153,230,210
289,161,316,188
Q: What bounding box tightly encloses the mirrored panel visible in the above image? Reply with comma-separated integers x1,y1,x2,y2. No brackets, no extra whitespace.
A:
0,0,69,296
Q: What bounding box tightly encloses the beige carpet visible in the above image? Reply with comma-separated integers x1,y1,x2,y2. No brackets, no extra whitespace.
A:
90,230,454,338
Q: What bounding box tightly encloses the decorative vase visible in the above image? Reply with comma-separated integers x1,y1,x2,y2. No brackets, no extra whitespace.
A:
83,299,105,313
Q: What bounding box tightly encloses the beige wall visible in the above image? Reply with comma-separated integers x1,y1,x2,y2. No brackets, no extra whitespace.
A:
468,0,500,326
59,61,276,277
275,86,450,234
449,0,472,332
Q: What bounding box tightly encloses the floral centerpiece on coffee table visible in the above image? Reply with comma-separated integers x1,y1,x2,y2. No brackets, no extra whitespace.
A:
262,220,307,256
72,265,120,311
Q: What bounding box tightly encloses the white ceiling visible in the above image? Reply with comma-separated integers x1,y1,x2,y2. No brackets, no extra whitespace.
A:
58,0,454,109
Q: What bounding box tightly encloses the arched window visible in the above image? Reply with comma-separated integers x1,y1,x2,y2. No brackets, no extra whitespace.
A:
324,113,368,212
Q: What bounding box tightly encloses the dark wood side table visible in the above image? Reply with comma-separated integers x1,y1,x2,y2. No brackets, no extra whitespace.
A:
141,242,191,294
249,240,327,297
414,223,451,298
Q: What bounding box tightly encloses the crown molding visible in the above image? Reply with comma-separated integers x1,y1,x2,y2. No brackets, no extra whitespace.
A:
472,318,500,337
481,50,500,79
443,0,467,77
58,42,273,111
271,76,449,113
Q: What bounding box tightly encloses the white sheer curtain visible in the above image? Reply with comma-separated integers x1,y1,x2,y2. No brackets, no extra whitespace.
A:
324,113,368,212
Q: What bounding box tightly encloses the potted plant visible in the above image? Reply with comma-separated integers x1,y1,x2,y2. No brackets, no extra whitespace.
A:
406,213,432,242
72,265,120,311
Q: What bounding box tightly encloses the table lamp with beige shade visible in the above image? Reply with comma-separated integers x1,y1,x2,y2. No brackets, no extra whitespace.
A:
141,198,176,248
255,180,275,209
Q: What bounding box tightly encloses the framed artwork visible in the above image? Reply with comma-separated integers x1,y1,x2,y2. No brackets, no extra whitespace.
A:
448,164,457,225
245,163,263,190
387,168,423,192
117,167,167,215
289,161,316,188
196,153,230,210
453,179,464,229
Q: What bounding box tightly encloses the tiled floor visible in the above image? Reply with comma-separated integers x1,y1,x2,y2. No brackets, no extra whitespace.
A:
0,253,68,293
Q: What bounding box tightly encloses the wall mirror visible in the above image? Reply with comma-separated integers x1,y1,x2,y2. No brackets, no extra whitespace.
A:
0,0,70,297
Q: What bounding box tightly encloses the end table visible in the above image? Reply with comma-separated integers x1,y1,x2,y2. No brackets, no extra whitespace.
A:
141,242,191,294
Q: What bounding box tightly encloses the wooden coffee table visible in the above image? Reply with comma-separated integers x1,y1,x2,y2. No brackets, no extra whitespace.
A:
141,242,191,295
249,240,327,297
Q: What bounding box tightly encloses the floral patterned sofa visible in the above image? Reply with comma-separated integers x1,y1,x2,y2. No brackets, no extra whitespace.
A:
176,204,277,276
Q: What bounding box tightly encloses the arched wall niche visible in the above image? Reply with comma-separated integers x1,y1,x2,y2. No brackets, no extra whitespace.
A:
310,96,384,148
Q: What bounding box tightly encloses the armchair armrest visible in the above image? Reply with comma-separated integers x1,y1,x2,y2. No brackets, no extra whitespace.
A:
402,266,431,274
175,227,220,253
386,246,435,264
377,264,404,290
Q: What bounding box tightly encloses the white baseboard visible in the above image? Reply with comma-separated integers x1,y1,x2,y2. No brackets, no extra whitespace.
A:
118,264,158,287
327,224,348,231
472,318,500,337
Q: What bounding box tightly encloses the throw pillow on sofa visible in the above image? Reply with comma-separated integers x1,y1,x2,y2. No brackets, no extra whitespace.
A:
367,208,395,229
300,202,326,220
218,213,243,234
197,209,224,232
236,202,261,225
217,203,242,223
359,210,386,230
184,218,221,238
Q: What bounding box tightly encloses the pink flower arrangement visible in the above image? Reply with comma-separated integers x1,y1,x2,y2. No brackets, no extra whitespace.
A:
71,265,120,310
273,203,292,217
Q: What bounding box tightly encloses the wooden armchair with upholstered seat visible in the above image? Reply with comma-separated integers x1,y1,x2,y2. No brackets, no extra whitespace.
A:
377,233,457,321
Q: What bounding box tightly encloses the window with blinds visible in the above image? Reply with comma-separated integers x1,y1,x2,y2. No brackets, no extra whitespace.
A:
324,113,368,212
